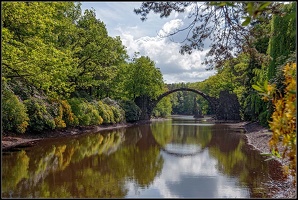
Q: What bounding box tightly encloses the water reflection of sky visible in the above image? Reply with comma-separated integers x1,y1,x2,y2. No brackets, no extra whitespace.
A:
125,146,250,198
171,123,215,126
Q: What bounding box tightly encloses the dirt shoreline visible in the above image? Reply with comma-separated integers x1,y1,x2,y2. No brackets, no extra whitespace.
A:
1,119,296,198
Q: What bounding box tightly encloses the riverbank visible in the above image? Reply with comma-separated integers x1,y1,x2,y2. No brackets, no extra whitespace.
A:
231,121,296,198
1,120,150,151
1,118,169,151
1,119,296,198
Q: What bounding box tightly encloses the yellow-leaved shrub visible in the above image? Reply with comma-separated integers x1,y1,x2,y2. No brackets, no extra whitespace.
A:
268,62,296,180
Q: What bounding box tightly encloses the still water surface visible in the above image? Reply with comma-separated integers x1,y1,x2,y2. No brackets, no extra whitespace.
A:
2,116,278,198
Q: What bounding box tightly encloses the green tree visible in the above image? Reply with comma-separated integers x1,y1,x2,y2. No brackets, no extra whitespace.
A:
2,2,78,98
70,8,128,97
167,82,197,115
267,2,296,80
122,55,164,100
152,95,172,118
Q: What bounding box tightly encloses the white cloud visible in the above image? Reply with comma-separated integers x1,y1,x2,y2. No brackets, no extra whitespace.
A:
118,28,215,83
81,2,216,84
158,19,184,37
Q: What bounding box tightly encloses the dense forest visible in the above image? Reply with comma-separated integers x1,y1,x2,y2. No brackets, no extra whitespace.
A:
1,2,296,179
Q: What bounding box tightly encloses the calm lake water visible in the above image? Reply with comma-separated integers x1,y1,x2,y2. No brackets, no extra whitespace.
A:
2,115,282,198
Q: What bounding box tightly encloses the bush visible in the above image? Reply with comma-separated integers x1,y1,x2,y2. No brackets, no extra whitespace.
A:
24,97,56,132
48,99,77,128
68,98,103,126
7,79,33,101
96,100,112,124
268,62,296,179
119,100,141,122
88,102,103,125
102,98,125,123
67,98,82,125
2,86,29,134
111,106,123,123
254,62,296,181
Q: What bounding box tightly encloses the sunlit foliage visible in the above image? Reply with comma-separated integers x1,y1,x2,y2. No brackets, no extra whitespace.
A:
24,97,56,132
2,80,29,133
253,62,296,181
269,63,296,180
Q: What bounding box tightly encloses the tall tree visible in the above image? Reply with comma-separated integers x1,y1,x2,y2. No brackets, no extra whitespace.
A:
120,55,164,100
70,8,128,96
2,2,78,98
267,2,296,80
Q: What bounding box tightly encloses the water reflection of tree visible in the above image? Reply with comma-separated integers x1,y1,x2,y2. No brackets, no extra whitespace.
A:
1,126,164,198
101,125,164,188
2,130,125,197
151,121,275,198
2,150,30,193
151,121,212,148
207,125,275,198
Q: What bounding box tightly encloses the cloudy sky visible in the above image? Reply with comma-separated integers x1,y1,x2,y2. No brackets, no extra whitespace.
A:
80,2,217,84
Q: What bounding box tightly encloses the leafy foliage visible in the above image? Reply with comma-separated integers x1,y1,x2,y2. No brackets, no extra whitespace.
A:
119,100,141,122
2,81,29,134
167,82,198,115
267,2,296,80
253,62,296,181
49,99,77,128
120,56,164,100
152,96,172,118
1,2,77,98
68,98,103,126
102,98,125,123
269,63,296,179
24,97,56,132
1,3,296,187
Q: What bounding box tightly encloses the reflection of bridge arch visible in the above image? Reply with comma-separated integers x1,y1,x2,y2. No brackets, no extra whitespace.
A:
160,146,206,157
150,87,218,114
138,124,207,158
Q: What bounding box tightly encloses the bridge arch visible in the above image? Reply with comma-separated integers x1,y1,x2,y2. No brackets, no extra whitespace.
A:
135,88,240,121
150,87,218,114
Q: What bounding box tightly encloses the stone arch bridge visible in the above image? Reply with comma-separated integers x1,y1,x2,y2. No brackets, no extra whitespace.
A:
134,87,241,121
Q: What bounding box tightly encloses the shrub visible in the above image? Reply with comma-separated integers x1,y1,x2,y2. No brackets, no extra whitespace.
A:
268,63,296,179
102,98,125,123
119,100,141,122
24,97,56,132
68,98,103,126
253,62,296,181
111,106,123,123
88,102,103,125
67,98,82,125
7,79,33,101
96,100,112,124
2,86,29,134
48,99,77,128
